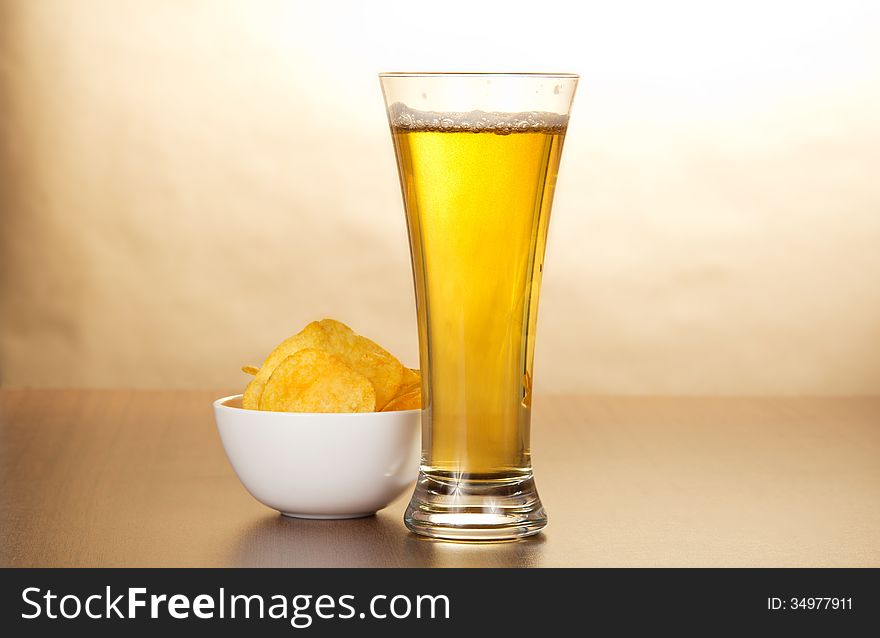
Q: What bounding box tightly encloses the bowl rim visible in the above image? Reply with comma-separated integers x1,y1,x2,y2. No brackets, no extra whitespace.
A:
213,394,420,417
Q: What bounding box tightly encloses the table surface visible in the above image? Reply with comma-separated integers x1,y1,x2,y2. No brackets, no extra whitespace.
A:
1,389,877,567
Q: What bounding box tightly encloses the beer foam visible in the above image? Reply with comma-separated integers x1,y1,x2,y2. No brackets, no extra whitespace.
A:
388,102,568,134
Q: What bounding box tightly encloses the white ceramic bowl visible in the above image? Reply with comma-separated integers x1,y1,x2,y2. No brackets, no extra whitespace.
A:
213,395,420,519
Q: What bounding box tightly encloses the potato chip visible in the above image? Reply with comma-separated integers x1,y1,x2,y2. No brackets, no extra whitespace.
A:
392,378,420,398
314,319,405,409
260,348,375,413
400,366,420,387
386,368,420,404
241,365,260,376
381,386,421,411
521,371,532,408
242,321,328,409
242,378,260,409
242,319,412,412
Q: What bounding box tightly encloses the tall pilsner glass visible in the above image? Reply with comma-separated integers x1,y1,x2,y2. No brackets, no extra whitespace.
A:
380,73,577,540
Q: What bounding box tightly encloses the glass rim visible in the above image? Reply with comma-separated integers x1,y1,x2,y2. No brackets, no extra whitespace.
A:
379,72,578,79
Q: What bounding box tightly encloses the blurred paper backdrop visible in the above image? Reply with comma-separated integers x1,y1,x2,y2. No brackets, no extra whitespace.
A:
1,0,879,394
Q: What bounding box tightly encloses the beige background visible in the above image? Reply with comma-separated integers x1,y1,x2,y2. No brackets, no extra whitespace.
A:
1,0,879,394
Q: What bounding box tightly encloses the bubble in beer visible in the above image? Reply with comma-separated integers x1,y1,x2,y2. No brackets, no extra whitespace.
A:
388,102,568,135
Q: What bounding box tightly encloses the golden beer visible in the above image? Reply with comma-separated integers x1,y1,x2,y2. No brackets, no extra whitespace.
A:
391,109,567,476
382,74,577,540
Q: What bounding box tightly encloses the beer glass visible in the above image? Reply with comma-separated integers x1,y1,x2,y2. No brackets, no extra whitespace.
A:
380,73,577,540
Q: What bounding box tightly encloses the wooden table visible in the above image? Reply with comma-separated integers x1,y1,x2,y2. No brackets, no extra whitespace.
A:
1,390,877,567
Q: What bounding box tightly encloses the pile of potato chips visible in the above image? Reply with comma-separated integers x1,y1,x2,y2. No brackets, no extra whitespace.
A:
242,319,421,413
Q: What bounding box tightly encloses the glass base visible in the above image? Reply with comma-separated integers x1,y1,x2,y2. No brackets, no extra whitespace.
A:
404,471,547,541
